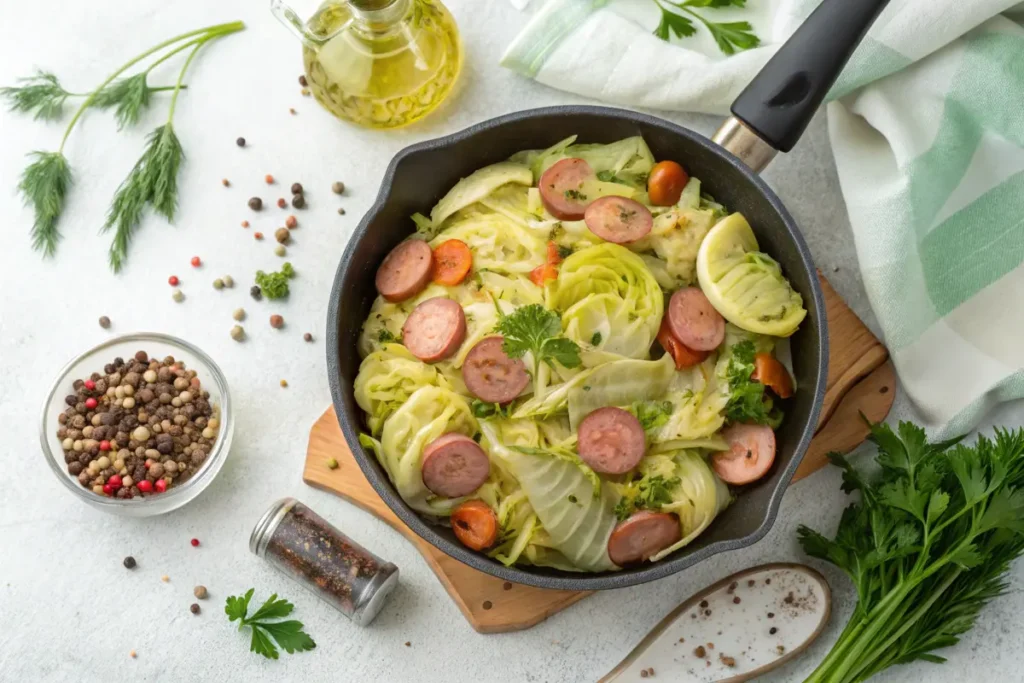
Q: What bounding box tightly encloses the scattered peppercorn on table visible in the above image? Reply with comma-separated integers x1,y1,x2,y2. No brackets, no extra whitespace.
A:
2,0,1023,682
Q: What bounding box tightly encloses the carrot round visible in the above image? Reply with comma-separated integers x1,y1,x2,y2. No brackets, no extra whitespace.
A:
656,317,709,369
529,263,558,287
751,352,794,398
450,500,499,551
546,241,562,265
432,239,473,286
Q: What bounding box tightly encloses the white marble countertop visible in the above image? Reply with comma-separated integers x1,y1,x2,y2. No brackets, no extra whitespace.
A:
2,1,1021,681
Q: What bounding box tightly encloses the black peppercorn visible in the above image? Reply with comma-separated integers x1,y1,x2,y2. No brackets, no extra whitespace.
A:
290,182,303,195
248,197,263,211
123,556,137,569
303,332,313,342
98,316,111,329
298,74,308,87
291,194,306,209
250,285,263,301
331,181,345,194
190,603,201,615
236,137,246,147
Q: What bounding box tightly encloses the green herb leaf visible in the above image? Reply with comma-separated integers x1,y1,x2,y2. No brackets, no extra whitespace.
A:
247,594,294,623
225,588,254,622
255,262,296,300
1,70,72,120
226,589,315,660
17,151,71,257
255,620,317,655
590,331,602,346
704,20,760,55
494,303,581,370
471,400,511,419
104,124,183,272
92,73,156,129
378,329,400,344
615,474,681,520
654,7,697,41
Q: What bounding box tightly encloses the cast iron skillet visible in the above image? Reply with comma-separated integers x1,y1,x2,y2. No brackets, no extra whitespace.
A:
327,0,889,590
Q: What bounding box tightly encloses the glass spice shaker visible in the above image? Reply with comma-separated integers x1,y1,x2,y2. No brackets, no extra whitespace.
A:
250,498,399,626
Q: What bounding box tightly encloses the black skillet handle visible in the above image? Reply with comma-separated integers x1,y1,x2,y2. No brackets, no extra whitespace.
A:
715,0,891,167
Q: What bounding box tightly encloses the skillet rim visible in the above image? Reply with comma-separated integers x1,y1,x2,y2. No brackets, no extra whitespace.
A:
326,105,829,590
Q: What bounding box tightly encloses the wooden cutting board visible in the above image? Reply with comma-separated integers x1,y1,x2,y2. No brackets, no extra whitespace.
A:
303,275,895,633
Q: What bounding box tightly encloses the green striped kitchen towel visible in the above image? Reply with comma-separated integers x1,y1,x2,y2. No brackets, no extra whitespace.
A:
502,0,1024,437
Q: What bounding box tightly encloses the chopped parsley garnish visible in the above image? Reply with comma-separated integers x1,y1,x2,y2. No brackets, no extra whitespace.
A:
630,400,674,431
471,400,511,419
563,189,587,201
590,331,602,346
724,340,782,427
378,329,400,344
615,474,681,520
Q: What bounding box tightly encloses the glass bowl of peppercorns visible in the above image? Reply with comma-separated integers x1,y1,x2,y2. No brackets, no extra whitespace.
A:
40,333,233,517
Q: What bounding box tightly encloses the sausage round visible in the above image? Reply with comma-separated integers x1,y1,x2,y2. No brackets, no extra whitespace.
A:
375,239,433,303
577,407,646,475
667,287,726,351
402,297,467,363
539,158,595,220
462,337,530,404
421,433,491,498
584,196,653,244
608,511,682,566
712,423,777,485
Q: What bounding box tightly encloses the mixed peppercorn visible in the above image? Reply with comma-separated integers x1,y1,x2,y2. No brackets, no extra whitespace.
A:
56,351,221,498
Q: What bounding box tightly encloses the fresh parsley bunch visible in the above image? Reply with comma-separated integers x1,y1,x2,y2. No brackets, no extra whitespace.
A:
225,589,316,660
495,303,582,372
799,422,1024,682
652,0,760,55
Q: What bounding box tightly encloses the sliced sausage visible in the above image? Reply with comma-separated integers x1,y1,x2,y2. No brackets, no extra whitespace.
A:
402,297,467,363
539,158,595,220
577,407,646,475
375,239,433,303
712,423,777,485
608,511,682,566
421,433,491,498
656,317,710,370
462,337,530,404
667,287,726,352
584,196,653,244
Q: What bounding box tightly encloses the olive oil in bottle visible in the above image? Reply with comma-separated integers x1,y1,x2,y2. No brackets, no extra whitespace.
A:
274,0,462,129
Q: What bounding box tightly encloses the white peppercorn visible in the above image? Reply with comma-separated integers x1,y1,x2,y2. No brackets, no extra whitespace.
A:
133,426,151,442
230,325,245,341
180,391,193,403
96,456,111,469
274,245,287,257
62,437,74,450
172,289,185,303
213,278,225,290
232,308,246,321
223,275,234,288
123,396,136,409
202,427,215,439
143,370,157,383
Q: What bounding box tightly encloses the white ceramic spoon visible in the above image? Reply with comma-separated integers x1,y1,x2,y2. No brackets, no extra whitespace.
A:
601,563,831,682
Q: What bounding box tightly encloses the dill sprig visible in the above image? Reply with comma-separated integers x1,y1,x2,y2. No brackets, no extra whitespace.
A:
17,151,71,255
2,69,182,124
1,71,79,121
12,20,244,268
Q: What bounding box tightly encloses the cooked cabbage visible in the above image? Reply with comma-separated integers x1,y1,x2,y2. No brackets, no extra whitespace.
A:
378,386,478,515
430,162,533,227
354,344,451,436
550,243,664,358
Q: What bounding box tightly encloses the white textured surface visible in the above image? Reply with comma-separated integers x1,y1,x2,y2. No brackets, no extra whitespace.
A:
0,1,1021,682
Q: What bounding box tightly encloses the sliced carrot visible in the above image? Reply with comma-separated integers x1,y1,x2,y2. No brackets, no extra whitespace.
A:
431,239,473,286
546,241,562,265
657,317,709,369
450,500,499,551
529,263,559,287
751,352,794,398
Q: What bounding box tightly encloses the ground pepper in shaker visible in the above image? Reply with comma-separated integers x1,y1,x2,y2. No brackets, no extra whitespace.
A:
250,498,398,626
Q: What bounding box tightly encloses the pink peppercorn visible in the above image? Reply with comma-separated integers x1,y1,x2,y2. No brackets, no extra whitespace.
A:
85,397,98,410
155,479,168,493
84,379,96,391
168,275,179,286
191,538,200,547
137,480,153,493
108,474,122,488
190,256,201,267
99,440,111,451
102,483,114,495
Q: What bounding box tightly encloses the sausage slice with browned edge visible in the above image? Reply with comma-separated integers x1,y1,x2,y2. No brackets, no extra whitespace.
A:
712,423,777,485
402,297,467,363
375,239,433,303
421,433,491,498
539,158,595,220
577,407,646,474
667,287,726,351
608,511,682,566
584,196,653,244
462,337,530,404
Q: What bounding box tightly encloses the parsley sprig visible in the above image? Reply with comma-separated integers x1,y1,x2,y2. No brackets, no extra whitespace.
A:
615,474,681,520
652,0,760,55
225,589,316,660
799,422,1024,682
493,301,582,387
